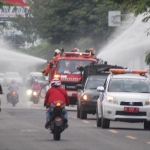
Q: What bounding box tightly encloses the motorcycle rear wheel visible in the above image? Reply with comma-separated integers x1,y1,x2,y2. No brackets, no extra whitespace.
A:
53,132,61,141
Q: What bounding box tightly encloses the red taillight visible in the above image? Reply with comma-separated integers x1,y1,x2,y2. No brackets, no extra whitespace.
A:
55,117,62,121
12,91,16,95
56,102,61,107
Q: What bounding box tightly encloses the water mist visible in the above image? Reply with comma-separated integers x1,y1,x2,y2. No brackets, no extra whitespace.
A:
0,47,47,76
98,13,150,70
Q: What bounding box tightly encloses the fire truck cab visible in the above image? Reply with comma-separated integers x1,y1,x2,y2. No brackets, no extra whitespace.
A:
48,52,97,105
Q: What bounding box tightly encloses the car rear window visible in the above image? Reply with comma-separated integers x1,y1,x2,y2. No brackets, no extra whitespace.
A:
85,75,107,89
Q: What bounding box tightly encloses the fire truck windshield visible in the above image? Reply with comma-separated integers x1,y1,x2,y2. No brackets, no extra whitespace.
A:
57,60,92,74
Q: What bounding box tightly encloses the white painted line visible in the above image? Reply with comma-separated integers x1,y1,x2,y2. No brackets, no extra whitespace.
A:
72,117,77,119
109,130,118,133
126,136,137,140
21,129,38,132
82,120,89,124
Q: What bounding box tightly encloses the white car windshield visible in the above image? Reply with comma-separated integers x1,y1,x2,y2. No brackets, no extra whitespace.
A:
57,60,92,74
108,78,150,93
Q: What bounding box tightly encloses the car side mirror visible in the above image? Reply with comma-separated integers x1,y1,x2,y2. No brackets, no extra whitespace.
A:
50,63,53,69
76,84,84,90
97,86,104,92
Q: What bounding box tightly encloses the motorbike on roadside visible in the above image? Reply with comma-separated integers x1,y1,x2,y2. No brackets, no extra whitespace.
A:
27,89,39,104
7,91,19,106
47,100,67,141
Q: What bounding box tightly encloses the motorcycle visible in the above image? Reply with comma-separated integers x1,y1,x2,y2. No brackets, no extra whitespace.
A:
7,91,19,106
27,89,39,104
48,101,67,141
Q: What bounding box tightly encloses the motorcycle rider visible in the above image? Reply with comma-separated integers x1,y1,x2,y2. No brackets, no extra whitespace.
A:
44,78,70,129
42,49,61,76
31,79,41,90
7,80,19,102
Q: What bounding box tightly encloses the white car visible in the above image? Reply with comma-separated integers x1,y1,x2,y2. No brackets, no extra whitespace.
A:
96,69,150,130
0,73,4,86
4,72,23,86
26,72,48,87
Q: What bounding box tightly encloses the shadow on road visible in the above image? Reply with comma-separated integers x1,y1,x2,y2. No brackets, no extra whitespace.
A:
109,127,144,131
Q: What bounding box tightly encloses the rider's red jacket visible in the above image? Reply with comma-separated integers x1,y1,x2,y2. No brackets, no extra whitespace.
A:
44,86,70,106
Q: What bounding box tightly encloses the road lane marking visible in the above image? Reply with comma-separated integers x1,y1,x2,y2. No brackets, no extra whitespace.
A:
82,120,89,124
72,117,77,119
126,136,137,140
147,142,150,144
109,130,118,133
21,129,38,132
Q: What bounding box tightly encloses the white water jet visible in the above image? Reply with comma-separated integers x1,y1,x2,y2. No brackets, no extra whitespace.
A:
98,13,150,70
0,47,47,75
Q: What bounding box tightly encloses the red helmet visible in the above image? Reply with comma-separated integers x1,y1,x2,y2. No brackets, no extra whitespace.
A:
51,78,61,87
73,48,79,52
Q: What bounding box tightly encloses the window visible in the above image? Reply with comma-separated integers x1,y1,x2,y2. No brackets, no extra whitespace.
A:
85,76,106,89
108,78,150,93
57,60,92,74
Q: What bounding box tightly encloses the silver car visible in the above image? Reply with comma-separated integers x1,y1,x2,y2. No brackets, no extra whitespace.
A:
76,75,108,119
96,69,150,130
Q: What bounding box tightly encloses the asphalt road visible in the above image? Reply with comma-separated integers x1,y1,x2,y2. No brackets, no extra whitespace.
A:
0,87,150,150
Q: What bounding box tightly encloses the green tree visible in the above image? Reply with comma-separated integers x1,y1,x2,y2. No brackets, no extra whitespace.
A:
12,0,120,49
10,8,37,44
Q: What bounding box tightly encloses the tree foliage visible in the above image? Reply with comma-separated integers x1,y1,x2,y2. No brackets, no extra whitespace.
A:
11,0,120,49
10,6,37,44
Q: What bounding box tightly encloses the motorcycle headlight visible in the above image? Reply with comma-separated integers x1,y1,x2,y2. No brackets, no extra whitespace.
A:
33,91,37,96
27,90,32,95
106,96,118,104
145,99,150,105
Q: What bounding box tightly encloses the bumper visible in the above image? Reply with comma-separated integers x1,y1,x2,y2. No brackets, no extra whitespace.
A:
102,102,150,122
67,91,77,105
81,101,96,113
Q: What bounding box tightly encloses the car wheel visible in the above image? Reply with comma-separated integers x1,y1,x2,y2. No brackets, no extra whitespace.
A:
101,116,110,129
96,107,101,127
77,103,80,118
80,106,87,119
144,121,150,130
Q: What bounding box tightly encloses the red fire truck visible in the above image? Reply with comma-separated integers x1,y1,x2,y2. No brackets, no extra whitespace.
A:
48,52,97,105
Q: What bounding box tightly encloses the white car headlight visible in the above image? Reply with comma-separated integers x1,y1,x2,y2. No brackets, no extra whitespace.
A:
145,99,150,105
106,96,118,104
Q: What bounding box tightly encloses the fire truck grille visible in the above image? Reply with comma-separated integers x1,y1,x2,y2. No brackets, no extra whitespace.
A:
61,82,79,90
